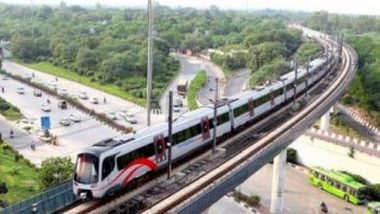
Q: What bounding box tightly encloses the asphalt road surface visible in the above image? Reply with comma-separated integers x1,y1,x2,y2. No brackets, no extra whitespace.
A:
224,69,250,97
234,164,366,214
2,60,164,130
0,74,120,164
160,53,225,120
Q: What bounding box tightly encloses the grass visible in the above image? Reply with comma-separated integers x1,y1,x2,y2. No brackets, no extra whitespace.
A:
0,142,41,206
23,62,146,106
187,70,207,110
0,97,22,121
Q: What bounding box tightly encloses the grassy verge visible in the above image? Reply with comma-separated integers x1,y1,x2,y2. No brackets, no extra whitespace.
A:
0,141,41,206
0,97,22,121
22,62,146,106
187,70,207,110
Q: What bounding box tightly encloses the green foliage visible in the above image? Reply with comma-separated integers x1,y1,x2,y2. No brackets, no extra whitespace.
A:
286,148,297,164
0,140,41,204
295,41,322,64
249,59,291,87
187,70,207,110
39,157,74,189
369,184,380,201
306,12,380,125
0,97,22,121
0,181,8,194
231,190,261,207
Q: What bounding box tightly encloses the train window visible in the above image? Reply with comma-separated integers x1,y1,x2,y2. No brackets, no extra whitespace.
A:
256,95,270,106
191,124,202,136
274,88,283,97
117,151,139,170
139,143,155,158
184,128,192,141
286,84,293,91
102,156,115,180
233,104,248,117
176,131,186,143
217,112,229,125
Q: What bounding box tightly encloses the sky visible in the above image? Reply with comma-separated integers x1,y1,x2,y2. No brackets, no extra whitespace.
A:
1,0,379,16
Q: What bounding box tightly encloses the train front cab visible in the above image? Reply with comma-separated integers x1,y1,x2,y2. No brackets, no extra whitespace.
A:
73,153,100,199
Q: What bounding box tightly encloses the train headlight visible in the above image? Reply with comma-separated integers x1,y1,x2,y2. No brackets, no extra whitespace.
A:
80,192,88,200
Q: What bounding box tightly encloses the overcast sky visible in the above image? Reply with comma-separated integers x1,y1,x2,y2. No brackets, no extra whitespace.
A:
1,0,379,15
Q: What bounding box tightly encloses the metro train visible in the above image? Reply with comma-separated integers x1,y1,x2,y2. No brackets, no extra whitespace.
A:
73,51,338,199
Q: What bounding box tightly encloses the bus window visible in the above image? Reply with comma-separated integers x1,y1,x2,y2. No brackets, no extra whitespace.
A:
342,186,347,192
321,175,326,181
335,183,340,189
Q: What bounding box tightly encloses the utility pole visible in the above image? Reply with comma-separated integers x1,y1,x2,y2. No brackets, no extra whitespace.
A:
146,0,154,126
212,77,218,154
30,0,34,42
167,91,173,179
293,59,298,107
305,57,310,98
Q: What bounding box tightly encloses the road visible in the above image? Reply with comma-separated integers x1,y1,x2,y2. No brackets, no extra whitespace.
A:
337,110,379,142
232,164,366,214
0,74,120,165
2,60,164,130
160,53,225,119
224,68,250,97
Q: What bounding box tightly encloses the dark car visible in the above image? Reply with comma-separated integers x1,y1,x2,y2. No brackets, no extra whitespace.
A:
33,90,42,97
58,100,67,109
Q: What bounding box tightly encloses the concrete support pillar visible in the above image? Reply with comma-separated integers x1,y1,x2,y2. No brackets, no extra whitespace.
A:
320,107,333,131
270,150,286,214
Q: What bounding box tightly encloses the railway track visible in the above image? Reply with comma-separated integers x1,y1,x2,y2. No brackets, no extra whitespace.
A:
144,30,355,214
62,29,348,214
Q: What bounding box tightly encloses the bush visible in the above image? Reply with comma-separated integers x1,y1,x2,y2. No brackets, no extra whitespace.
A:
0,181,8,194
286,148,297,164
0,200,8,208
187,70,207,110
369,184,380,201
11,166,21,175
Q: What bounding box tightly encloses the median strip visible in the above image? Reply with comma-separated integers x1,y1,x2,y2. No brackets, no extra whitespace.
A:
0,69,132,133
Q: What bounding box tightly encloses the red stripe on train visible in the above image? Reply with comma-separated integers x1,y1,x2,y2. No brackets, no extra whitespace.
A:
94,158,157,191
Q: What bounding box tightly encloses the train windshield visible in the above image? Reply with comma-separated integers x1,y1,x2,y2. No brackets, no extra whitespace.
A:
74,153,99,184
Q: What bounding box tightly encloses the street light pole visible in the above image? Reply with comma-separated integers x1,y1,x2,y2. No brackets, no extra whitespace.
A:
212,77,218,154
167,91,173,179
146,0,154,126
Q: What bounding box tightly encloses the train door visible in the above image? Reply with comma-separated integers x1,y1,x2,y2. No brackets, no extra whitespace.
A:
154,135,166,163
201,116,210,141
227,103,234,132
270,90,275,106
248,98,255,117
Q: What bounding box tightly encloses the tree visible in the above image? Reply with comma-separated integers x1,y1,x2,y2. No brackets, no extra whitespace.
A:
248,42,286,70
39,157,74,188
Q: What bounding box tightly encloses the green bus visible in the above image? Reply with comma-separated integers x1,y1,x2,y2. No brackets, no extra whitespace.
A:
366,202,380,214
308,166,367,204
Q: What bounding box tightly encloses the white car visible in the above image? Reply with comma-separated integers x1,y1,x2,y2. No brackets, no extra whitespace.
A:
105,112,118,120
78,92,88,100
125,113,137,124
90,97,98,104
41,104,51,112
17,87,25,94
57,88,68,96
117,110,128,118
70,114,81,122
